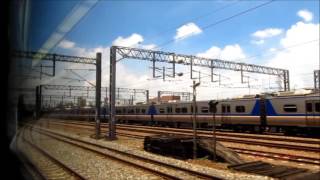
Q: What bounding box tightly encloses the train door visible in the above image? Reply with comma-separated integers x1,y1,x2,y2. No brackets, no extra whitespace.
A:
306,100,320,126
259,98,267,129
221,104,230,124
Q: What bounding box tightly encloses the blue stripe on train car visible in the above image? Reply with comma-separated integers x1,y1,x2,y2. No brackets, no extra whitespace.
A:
250,99,277,116
250,100,260,115
266,99,277,116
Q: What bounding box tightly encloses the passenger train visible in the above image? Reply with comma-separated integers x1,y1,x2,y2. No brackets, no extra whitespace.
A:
46,92,320,135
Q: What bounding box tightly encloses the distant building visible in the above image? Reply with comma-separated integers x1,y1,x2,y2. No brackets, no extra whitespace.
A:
149,95,181,104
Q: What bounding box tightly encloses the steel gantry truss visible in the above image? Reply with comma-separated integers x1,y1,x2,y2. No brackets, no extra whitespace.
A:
41,84,149,105
13,50,97,64
114,46,290,90
14,50,102,138
108,46,290,139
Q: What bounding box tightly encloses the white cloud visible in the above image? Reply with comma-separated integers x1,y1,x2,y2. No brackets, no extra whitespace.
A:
280,21,318,47
112,33,143,47
252,28,283,39
297,9,313,22
251,39,265,45
197,44,246,61
174,22,202,41
140,44,157,50
265,21,319,89
111,33,157,50
58,39,75,49
268,48,276,52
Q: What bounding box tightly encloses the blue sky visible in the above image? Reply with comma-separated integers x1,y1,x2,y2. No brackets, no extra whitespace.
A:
26,0,320,99
29,0,319,53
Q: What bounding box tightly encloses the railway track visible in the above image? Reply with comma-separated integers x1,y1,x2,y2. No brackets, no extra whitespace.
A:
50,119,320,145
44,120,320,166
121,125,320,145
231,148,320,166
19,127,86,179
50,120,320,153
115,132,320,166
25,124,223,180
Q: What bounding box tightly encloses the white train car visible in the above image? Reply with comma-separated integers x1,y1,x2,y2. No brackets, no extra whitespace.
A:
47,92,320,135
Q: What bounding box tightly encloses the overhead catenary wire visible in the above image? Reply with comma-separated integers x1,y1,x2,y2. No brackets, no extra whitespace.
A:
144,0,240,42
154,0,275,50
234,39,319,62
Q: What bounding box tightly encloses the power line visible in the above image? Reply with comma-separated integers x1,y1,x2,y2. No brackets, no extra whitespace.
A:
66,69,95,87
145,0,240,42
119,1,240,51
155,0,275,49
235,39,319,62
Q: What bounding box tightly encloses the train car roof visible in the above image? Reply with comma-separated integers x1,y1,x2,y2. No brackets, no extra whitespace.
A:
114,91,319,107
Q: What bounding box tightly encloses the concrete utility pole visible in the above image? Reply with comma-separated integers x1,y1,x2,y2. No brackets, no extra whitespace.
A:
192,80,200,159
95,52,101,138
209,100,219,161
109,46,117,140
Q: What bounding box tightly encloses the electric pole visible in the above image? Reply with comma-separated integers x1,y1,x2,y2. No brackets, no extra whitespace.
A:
192,80,200,159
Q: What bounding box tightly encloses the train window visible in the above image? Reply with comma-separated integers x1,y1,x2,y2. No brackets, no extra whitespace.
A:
235,106,245,113
116,109,122,114
181,107,188,113
283,104,297,112
159,108,165,114
201,107,209,113
306,103,313,112
175,108,181,113
167,107,172,113
136,108,140,113
315,103,320,112
222,105,226,113
227,106,230,113
141,109,146,113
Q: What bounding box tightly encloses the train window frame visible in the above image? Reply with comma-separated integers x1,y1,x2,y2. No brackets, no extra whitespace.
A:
175,107,181,113
159,108,165,114
306,103,313,112
315,102,320,112
283,104,297,112
235,105,245,113
201,107,209,113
